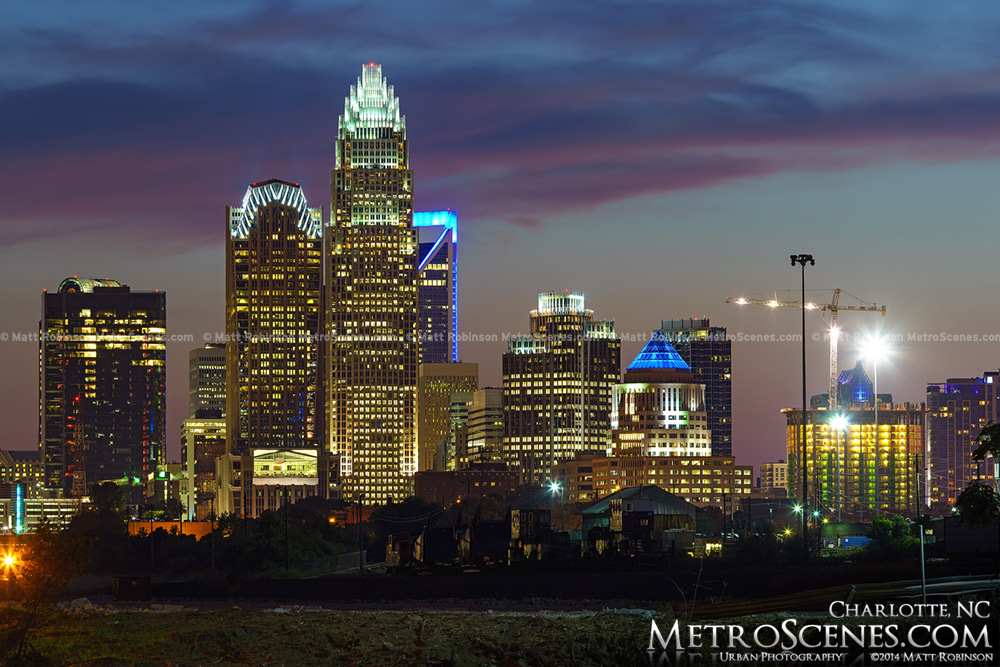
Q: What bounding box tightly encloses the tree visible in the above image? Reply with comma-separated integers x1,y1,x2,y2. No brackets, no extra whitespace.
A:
862,514,917,561
955,482,1000,529
953,422,1000,528
90,481,126,516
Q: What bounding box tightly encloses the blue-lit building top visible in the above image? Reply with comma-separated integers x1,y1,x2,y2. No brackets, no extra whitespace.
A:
415,210,459,363
627,331,691,371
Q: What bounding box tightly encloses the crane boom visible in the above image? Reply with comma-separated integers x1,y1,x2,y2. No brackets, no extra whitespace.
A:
726,289,886,407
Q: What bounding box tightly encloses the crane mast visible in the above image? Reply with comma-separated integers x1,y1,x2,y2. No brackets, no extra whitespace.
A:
726,289,886,407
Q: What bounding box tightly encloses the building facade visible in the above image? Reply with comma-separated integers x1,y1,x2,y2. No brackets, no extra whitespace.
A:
188,344,226,417
326,64,419,504
0,450,45,500
503,292,621,483
927,373,999,508
226,179,323,454
180,411,226,520
465,388,504,469
417,363,478,471
660,319,732,458
40,277,166,497
784,403,926,519
415,210,459,364
226,179,324,516
591,331,750,509
758,460,789,492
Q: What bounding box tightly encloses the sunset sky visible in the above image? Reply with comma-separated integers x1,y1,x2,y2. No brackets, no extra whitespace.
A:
3,1,1000,471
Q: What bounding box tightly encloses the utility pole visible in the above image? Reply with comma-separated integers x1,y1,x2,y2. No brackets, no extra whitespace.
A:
210,495,216,573
357,493,365,574
284,487,290,571
791,254,815,560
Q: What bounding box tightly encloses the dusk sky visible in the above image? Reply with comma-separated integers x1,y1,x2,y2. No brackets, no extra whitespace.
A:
3,1,1000,472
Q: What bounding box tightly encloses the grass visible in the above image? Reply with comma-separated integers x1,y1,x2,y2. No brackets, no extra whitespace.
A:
4,607,658,666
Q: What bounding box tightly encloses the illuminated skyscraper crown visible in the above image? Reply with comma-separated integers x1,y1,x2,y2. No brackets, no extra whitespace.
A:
230,179,322,239
536,291,587,315
339,63,405,141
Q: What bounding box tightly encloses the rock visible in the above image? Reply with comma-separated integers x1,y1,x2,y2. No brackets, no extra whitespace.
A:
70,597,91,607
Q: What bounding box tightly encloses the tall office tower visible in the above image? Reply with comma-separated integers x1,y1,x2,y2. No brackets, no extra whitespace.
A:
188,343,226,417
417,363,479,471
180,411,226,520
660,319,732,458
465,388,504,468
327,63,419,504
226,179,323,451
592,332,752,508
415,211,458,364
40,277,166,497
783,403,926,519
503,292,621,484
927,373,999,508
227,180,324,515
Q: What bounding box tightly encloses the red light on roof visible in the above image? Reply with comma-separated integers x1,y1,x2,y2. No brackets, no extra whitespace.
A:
295,183,299,187
252,182,257,187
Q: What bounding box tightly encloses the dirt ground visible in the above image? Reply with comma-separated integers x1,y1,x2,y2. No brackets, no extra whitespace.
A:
6,603,661,666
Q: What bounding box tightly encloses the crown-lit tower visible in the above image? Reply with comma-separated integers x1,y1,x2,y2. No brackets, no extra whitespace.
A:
227,179,323,454
327,64,418,503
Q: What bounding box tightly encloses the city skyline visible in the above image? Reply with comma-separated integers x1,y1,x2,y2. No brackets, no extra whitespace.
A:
4,2,1000,475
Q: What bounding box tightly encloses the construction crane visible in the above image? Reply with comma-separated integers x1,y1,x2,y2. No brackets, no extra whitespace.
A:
726,289,886,408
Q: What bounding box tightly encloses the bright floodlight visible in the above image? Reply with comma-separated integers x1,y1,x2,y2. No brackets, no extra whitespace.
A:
793,504,802,514
549,481,561,493
830,414,850,432
2,555,14,568
861,334,889,361
812,510,821,518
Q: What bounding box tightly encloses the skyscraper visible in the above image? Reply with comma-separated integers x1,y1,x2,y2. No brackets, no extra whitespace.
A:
503,292,621,483
226,180,324,515
417,363,478,471
226,179,323,452
327,63,419,503
40,277,166,497
927,373,999,508
415,210,459,364
188,343,226,418
660,319,732,458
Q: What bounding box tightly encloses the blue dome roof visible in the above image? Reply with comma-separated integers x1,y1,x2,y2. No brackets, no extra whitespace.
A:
627,331,691,371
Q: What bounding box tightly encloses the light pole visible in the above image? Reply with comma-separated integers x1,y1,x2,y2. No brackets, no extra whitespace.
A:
549,481,564,532
830,414,850,523
862,335,887,517
791,254,815,556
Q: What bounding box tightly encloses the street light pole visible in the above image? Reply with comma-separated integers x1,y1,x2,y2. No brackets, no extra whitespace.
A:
873,355,879,517
791,254,815,557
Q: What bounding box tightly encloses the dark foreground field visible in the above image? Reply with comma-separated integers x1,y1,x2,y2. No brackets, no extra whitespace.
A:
3,605,659,666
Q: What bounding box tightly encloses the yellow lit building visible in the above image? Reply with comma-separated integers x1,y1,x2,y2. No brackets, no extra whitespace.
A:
586,331,751,509
326,64,419,503
784,404,926,519
226,179,324,516
502,292,621,484
417,363,479,471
